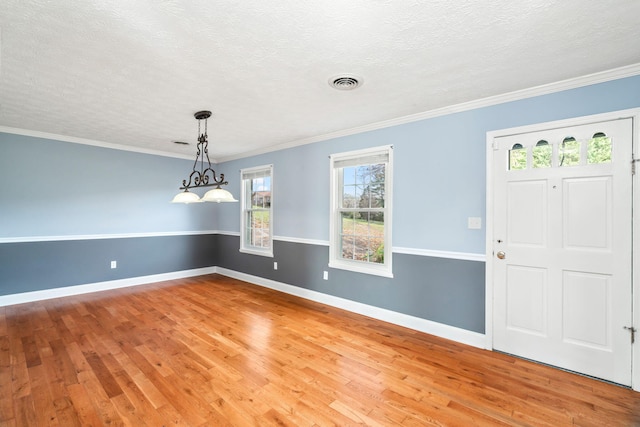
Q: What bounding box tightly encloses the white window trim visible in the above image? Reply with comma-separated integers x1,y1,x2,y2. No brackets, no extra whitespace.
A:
329,145,393,278
240,164,274,257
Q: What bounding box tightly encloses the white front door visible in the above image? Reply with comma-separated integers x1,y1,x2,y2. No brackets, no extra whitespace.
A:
492,118,633,385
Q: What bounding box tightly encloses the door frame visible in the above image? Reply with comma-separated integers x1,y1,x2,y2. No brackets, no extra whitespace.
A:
485,108,640,391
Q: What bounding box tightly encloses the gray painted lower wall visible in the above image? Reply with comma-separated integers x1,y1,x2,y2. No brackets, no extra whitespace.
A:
1,233,485,334
0,234,217,295
216,234,486,333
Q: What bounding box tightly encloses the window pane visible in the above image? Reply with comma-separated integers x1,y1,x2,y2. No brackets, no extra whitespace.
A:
340,211,356,235
340,235,356,260
339,211,384,264
247,210,270,248
370,238,384,264
509,144,526,170
588,133,611,164
369,164,385,208
262,211,271,247
357,185,369,208
343,166,357,185
343,164,385,209
244,212,253,246
251,176,271,208
532,140,551,168
342,167,358,208
342,189,357,208
353,164,385,208
559,137,580,166
246,211,255,246
356,165,371,186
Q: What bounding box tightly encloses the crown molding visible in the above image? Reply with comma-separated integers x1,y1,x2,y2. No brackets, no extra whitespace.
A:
2,64,639,163
0,126,194,160
217,63,640,163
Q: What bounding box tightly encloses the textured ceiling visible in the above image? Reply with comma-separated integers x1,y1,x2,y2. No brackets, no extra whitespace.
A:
1,0,640,160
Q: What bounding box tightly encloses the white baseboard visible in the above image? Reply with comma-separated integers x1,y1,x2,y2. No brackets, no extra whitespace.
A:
1,266,486,349
215,267,486,349
0,267,217,307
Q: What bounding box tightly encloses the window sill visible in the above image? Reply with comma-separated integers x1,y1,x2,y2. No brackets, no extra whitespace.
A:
240,248,274,258
328,260,393,278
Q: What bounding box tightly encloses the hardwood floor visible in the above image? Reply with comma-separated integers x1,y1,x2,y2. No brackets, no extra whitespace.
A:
1,274,639,426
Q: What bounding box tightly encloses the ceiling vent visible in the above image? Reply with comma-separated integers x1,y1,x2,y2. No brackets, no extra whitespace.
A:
329,75,362,90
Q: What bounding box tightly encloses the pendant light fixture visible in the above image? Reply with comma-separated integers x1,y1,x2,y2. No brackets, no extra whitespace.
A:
171,111,237,204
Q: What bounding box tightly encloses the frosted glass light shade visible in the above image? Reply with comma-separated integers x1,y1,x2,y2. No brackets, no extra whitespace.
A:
202,188,238,203
171,190,202,204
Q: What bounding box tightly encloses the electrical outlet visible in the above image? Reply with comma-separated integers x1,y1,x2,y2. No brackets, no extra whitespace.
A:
274,261,278,270
323,271,328,280
110,260,117,269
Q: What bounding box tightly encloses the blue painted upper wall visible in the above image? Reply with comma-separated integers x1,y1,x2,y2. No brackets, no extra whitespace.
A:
216,75,640,254
2,75,639,254
0,134,220,238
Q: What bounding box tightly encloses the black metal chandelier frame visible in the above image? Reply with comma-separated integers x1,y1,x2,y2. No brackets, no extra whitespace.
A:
179,110,228,192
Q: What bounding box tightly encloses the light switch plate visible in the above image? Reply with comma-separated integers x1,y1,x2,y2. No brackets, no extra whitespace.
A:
468,217,482,229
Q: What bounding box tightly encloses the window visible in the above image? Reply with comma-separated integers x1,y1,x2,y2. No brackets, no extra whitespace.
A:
588,132,612,164
329,145,393,277
532,140,551,168
509,143,527,170
559,136,580,166
508,131,614,172
240,165,273,257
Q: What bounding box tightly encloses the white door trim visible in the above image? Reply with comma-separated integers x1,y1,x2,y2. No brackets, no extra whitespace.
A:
485,107,640,391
